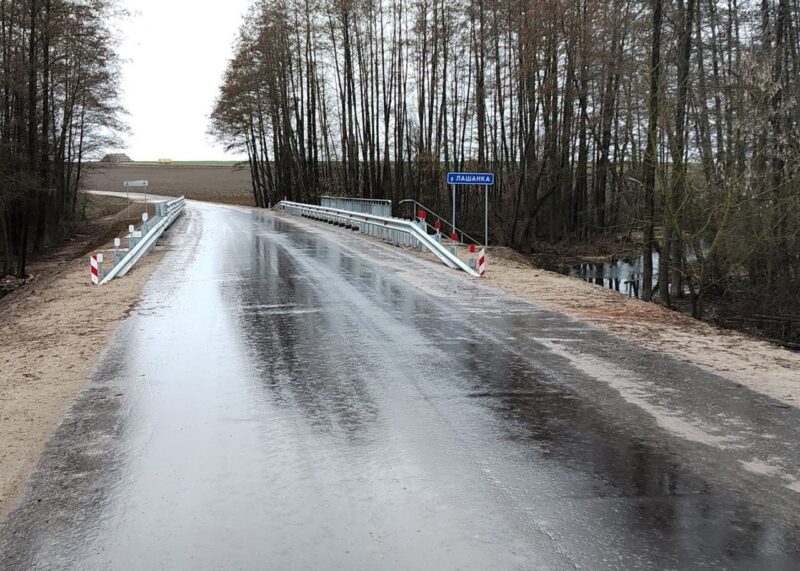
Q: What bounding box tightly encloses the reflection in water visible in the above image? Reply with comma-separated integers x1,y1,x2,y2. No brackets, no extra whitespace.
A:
568,252,661,298
412,298,799,566
199,209,800,567
227,221,381,441
567,246,706,298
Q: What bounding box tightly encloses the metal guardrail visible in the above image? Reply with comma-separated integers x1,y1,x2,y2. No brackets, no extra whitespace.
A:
321,196,392,217
278,201,479,277
398,198,483,247
99,196,186,284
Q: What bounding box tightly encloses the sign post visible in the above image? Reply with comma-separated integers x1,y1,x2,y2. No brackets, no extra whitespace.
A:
123,180,149,212
446,172,494,247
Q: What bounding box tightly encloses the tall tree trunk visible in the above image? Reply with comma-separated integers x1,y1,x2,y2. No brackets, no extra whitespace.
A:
642,0,663,302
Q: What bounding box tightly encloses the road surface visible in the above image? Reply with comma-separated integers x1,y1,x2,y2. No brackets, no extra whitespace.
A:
2,201,800,569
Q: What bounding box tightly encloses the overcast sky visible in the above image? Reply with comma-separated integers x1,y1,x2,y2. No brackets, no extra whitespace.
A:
113,1,251,161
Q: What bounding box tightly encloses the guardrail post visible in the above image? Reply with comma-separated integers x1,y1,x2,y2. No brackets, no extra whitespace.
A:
128,224,138,250
113,238,123,266
416,219,427,251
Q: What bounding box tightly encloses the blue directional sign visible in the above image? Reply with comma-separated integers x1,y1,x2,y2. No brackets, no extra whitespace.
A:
447,172,495,185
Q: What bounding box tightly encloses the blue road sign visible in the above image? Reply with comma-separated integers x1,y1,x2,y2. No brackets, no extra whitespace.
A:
447,172,495,185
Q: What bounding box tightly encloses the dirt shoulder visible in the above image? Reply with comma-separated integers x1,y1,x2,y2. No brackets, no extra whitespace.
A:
0,199,164,516
482,247,800,408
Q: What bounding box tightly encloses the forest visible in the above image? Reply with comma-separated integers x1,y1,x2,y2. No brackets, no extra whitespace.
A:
0,0,122,279
212,0,800,342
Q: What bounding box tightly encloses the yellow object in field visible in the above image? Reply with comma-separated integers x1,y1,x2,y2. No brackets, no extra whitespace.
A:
158,158,173,165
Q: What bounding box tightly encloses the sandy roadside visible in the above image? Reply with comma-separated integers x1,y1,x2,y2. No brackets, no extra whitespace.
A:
0,250,163,516
480,247,800,408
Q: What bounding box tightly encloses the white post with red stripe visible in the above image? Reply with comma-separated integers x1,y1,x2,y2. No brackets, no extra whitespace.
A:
90,255,99,285
478,249,486,277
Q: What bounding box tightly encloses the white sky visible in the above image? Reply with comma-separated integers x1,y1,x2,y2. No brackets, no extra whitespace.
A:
113,1,251,161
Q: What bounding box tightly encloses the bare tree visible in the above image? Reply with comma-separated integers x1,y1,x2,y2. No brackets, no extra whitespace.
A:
212,0,800,342
0,0,123,278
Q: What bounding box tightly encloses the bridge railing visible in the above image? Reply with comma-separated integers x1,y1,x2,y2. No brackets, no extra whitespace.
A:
398,198,483,247
277,200,479,277
320,196,392,218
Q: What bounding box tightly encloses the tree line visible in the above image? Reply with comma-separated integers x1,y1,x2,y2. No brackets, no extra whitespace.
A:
0,0,122,278
212,0,799,335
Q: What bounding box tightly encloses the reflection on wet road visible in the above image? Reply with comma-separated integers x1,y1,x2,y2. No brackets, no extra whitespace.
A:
2,202,800,569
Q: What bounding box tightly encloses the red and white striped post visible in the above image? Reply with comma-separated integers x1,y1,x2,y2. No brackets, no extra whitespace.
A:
90,255,99,285
478,249,486,277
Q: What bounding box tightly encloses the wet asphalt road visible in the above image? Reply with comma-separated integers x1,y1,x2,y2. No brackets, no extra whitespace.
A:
2,201,800,570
